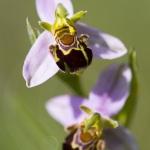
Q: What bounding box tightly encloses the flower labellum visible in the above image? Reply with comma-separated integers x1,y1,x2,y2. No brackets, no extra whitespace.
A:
40,3,92,75
63,125,106,150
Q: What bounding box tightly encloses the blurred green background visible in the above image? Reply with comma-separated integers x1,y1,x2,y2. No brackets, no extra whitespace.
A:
0,0,150,149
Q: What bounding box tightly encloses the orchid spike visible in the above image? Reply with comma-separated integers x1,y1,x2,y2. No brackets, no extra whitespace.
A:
23,0,127,88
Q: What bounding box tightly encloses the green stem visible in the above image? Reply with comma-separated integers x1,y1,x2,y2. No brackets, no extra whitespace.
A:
114,48,139,127
56,72,85,96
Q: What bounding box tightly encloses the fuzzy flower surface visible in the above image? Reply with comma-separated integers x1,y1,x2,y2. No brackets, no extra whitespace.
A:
23,0,127,88
46,63,138,150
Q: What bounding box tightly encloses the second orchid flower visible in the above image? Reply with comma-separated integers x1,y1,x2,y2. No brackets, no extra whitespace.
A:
46,62,138,149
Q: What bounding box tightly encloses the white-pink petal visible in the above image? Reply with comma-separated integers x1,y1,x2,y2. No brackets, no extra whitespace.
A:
46,95,88,127
89,63,132,117
23,31,59,88
76,22,127,59
36,0,73,23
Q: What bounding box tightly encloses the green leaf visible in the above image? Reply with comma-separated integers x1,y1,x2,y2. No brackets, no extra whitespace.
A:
26,18,37,45
38,21,53,33
114,48,139,127
70,11,87,23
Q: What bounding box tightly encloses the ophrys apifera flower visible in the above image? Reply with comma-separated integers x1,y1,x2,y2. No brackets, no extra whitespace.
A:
23,0,127,88
46,63,138,150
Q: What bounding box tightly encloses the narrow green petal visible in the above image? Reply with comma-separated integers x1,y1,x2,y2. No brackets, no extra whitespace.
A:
80,106,93,115
38,21,53,33
114,48,139,126
103,116,118,129
26,18,37,45
55,3,69,18
70,11,87,23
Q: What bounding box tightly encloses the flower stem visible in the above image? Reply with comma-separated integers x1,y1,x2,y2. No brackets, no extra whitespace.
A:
56,72,85,96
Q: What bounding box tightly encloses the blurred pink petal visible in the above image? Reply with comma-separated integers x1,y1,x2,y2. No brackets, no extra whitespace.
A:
76,22,127,59
23,31,59,88
36,0,73,23
89,63,132,117
46,95,88,127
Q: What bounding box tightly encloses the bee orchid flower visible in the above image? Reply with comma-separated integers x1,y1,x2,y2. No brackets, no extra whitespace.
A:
23,0,127,88
46,63,138,150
